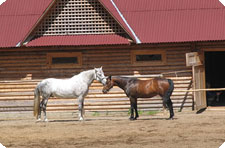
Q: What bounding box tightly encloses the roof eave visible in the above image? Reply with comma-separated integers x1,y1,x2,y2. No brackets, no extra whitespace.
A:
20,0,57,46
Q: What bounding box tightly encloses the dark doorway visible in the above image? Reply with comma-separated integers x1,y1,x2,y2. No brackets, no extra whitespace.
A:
205,51,225,106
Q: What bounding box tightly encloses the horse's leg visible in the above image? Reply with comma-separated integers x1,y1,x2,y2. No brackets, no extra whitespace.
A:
37,98,44,122
167,99,174,119
134,98,139,120
129,97,135,120
165,79,174,119
37,104,42,122
35,94,42,122
41,96,49,122
78,96,84,121
162,101,168,116
163,97,174,119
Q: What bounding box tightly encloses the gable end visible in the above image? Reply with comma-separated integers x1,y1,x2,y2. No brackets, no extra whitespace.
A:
32,0,126,37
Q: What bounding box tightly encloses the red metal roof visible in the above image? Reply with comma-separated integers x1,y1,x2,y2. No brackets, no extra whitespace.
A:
0,0,53,48
26,35,130,47
1,0,225,48
99,0,137,43
101,0,225,43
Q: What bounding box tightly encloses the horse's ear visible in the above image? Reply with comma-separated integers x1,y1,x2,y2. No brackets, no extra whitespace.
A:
100,66,103,70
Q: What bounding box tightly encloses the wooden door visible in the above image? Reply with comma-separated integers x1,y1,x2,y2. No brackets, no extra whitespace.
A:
193,65,207,111
186,52,206,111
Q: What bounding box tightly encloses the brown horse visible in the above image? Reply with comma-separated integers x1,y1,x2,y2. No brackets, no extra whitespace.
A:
102,76,174,120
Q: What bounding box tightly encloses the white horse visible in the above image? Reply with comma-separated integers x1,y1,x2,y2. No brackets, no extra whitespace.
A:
33,67,106,121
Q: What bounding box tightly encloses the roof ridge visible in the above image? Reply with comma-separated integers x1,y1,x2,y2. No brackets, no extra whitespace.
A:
120,7,225,13
0,14,43,17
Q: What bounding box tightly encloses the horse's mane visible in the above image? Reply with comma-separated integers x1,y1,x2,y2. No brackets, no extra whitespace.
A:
80,69,94,74
113,76,167,82
70,69,94,79
112,76,138,83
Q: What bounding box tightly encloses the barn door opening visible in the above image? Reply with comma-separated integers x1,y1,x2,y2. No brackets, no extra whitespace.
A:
205,51,225,106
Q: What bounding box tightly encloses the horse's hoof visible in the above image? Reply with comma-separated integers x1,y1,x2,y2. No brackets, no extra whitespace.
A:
79,117,84,121
167,117,174,120
129,117,136,121
36,118,42,122
43,118,49,122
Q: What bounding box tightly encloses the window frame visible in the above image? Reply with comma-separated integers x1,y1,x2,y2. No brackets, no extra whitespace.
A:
131,50,167,66
47,52,82,68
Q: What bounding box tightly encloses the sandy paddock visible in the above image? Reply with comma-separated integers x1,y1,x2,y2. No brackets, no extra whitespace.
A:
0,110,225,148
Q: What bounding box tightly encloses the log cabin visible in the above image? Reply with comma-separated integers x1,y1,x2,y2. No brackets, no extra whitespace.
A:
1,0,225,113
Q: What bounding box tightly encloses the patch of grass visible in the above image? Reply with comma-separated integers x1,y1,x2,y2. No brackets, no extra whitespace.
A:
138,110,144,115
147,110,158,116
127,109,143,115
128,109,131,115
128,110,152,116
92,111,100,116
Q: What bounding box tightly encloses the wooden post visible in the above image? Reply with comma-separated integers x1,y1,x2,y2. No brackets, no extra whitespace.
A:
192,65,196,109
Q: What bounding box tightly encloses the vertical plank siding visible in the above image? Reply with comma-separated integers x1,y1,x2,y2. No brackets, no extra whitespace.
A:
0,46,193,112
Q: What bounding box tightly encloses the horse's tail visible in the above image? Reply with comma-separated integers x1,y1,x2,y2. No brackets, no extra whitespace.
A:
167,79,174,97
33,84,41,119
164,79,175,118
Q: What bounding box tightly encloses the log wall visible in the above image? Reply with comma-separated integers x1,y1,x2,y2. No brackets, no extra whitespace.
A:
0,45,193,112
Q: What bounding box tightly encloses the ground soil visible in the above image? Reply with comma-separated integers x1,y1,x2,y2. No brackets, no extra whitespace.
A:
0,110,225,148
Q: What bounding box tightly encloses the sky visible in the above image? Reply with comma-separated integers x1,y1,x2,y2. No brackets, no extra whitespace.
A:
220,0,225,6
0,0,6,5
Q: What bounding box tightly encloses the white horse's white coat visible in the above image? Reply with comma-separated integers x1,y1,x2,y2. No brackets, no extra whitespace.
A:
34,67,106,121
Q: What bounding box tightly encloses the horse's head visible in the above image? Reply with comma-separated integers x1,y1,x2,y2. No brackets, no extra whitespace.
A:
94,67,107,85
102,76,114,94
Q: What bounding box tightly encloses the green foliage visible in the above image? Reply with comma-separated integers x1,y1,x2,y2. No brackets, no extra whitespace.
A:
147,111,158,116
92,111,100,116
138,110,144,115
128,109,158,116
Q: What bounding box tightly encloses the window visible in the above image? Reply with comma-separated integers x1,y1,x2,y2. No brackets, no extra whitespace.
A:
52,57,78,64
47,52,82,68
131,50,166,65
136,54,162,62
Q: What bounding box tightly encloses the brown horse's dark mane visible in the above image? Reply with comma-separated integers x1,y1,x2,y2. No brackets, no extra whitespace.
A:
112,76,166,85
111,76,138,89
112,76,138,80
113,76,164,80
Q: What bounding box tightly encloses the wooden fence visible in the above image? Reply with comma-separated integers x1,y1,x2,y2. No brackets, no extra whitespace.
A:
0,75,193,112
0,46,194,112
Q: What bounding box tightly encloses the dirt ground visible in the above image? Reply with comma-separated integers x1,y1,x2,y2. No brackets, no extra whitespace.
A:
0,110,225,148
